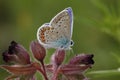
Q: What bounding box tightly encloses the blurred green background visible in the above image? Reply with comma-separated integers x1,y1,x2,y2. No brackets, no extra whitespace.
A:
0,0,120,80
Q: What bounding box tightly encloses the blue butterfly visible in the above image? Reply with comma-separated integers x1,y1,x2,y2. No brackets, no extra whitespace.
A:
37,7,74,49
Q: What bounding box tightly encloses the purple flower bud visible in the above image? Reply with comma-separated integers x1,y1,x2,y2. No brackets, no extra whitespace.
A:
49,49,65,80
2,41,30,65
2,51,12,62
68,54,94,65
51,49,65,66
30,40,46,62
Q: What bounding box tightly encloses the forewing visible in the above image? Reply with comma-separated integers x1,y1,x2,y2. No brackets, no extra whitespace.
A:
50,7,73,40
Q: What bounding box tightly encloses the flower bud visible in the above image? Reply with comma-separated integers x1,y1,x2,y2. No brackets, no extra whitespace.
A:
30,40,46,62
51,49,65,67
2,41,30,64
68,54,94,65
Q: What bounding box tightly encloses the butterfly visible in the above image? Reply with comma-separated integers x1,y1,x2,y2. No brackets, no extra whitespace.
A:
37,7,74,49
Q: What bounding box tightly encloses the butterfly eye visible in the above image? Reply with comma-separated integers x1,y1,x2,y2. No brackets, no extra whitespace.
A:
70,40,74,46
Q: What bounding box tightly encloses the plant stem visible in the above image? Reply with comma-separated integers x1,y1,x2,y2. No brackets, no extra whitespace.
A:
37,66,48,80
41,60,48,80
33,62,48,80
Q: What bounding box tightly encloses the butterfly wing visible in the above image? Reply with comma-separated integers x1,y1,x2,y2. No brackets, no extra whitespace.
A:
50,7,73,40
37,7,73,49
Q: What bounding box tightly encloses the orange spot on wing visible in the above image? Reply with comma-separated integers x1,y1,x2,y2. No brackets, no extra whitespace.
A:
40,35,46,43
40,32,44,35
39,27,51,43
